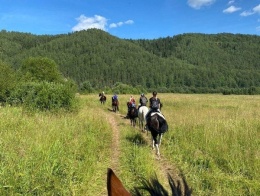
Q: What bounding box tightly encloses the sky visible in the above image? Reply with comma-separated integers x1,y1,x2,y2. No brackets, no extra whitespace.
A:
0,0,260,39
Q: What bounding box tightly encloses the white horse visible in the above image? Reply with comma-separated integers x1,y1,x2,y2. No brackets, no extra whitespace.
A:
138,105,149,132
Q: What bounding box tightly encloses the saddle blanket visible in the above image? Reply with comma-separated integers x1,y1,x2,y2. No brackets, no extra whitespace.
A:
151,112,166,120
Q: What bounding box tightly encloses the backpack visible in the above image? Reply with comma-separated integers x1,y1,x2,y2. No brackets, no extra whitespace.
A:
113,95,118,100
151,99,159,109
140,97,147,105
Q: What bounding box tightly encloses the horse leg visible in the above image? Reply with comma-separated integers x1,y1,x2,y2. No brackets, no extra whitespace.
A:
151,132,160,157
151,132,156,150
152,138,160,157
158,134,163,146
155,143,160,157
152,138,155,150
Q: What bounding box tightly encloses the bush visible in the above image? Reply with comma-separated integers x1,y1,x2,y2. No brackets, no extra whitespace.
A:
19,57,63,83
0,61,17,103
79,80,94,94
8,81,78,112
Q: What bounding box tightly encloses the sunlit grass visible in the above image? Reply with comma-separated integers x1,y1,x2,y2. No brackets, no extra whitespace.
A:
0,93,259,195
160,94,260,195
0,98,112,195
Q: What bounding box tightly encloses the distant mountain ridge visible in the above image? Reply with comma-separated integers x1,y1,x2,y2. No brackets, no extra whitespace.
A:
1,29,260,94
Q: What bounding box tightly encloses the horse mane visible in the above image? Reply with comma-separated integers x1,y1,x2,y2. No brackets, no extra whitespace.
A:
107,168,192,196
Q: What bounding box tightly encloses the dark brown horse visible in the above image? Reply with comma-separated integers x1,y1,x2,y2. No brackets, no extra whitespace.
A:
99,94,106,104
112,99,119,113
128,105,138,127
147,112,168,158
107,168,192,196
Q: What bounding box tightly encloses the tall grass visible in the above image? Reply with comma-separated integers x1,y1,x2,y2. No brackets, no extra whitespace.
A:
0,97,112,195
161,94,260,195
1,94,259,195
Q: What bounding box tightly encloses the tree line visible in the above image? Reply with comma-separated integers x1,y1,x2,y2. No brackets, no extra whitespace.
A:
1,29,260,96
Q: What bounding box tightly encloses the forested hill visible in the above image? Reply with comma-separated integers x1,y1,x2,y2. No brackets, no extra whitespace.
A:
1,29,260,94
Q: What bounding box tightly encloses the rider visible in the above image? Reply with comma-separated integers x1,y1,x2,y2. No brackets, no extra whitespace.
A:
145,91,161,124
129,95,135,105
139,93,148,106
112,93,118,101
126,95,136,118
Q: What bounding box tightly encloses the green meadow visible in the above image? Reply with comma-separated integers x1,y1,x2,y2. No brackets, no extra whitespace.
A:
0,94,259,195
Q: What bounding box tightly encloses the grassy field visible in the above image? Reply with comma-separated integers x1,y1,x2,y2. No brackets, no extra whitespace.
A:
0,94,259,195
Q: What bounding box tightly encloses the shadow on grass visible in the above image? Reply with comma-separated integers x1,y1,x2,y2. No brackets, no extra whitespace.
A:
125,132,148,146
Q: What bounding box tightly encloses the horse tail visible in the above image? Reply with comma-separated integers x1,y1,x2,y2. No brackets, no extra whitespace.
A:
142,109,146,122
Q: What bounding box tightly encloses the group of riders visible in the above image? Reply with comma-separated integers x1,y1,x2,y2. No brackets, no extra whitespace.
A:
100,91,164,129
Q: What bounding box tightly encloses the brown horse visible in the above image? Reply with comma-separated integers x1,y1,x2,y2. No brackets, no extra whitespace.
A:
99,93,106,104
128,106,138,127
107,168,131,196
107,168,192,196
112,99,119,113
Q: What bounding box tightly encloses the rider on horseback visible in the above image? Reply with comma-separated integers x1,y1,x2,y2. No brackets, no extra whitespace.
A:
126,95,136,118
112,94,118,101
99,91,105,97
145,91,161,128
138,93,148,110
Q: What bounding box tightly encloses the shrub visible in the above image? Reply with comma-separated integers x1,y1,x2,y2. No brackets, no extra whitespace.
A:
9,81,78,112
0,61,17,103
19,57,63,83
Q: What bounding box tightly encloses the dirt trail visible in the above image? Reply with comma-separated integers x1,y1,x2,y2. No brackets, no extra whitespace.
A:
105,109,187,195
141,130,185,193
106,111,121,174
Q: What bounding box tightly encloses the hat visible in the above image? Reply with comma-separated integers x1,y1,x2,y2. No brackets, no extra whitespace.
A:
153,91,157,95
141,93,144,96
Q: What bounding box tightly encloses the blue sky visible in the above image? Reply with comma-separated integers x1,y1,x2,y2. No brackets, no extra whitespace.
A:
0,0,260,39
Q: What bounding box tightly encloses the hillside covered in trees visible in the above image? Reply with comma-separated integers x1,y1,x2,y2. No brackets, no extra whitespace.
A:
1,29,260,94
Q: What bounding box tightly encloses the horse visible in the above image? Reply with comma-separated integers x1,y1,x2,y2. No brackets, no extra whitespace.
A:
112,99,119,113
99,94,106,104
128,105,138,127
138,106,149,132
146,112,168,158
107,168,192,196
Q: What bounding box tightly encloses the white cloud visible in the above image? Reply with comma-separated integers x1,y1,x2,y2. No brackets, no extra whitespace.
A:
253,4,260,14
223,6,241,14
240,4,260,17
187,0,215,9
228,0,235,5
72,14,134,32
72,15,108,32
240,11,254,17
125,20,134,25
109,20,134,28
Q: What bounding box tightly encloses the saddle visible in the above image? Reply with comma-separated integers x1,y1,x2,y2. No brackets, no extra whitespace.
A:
150,112,165,120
